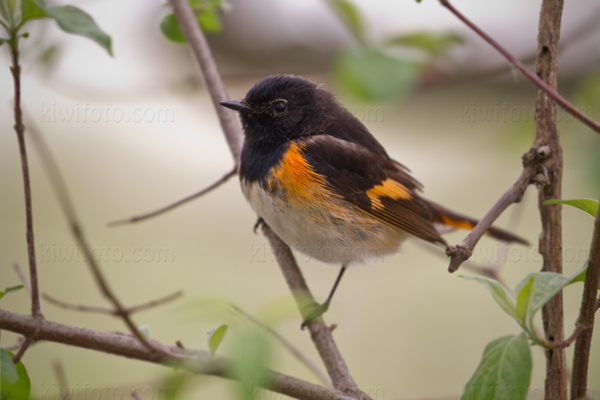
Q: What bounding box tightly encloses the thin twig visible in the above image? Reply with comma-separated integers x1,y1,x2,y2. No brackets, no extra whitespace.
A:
25,116,174,359
262,225,372,400
9,36,42,319
131,391,144,400
2,337,26,351
0,309,355,400
43,290,183,315
544,323,586,349
168,0,243,161
109,168,237,227
230,303,332,388
12,261,31,294
570,204,600,400
168,0,368,395
52,360,70,400
439,0,600,135
11,337,32,363
446,162,537,272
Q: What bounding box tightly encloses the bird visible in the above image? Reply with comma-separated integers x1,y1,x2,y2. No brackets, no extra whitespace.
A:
219,75,527,327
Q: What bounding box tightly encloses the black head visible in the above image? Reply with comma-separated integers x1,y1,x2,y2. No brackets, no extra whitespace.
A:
220,75,331,145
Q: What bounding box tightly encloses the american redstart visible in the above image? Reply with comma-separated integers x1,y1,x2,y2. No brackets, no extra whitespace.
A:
220,75,527,326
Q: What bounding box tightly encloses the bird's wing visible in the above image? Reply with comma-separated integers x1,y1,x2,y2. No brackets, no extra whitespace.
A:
301,135,446,245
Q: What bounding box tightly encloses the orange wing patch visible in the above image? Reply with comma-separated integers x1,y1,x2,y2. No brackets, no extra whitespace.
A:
269,143,339,205
366,178,412,210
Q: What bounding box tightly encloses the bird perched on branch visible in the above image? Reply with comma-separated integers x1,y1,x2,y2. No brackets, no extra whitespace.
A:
220,75,527,327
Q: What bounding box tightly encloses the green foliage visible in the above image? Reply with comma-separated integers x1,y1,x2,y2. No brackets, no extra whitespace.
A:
230,328,271,400
386,31,463,56
207,324,228,357
44,5,112,55
160,0,224,44
544,198,599,218
0,285,23,300
462,264,588,344
326,0,363,41
1,349,31,400
335,47,420,102
0,0,112,55
461,333,532,400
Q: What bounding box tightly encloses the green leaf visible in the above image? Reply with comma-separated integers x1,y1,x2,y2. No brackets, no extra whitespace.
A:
197,9,221,32
544,198,599,218
207,324,228,357
160,13,185,43
20,0,47,25
327,0,363,41
386,31,463,56
0,285,24,300
0,1,11,24
462,333,532,400
460,275,518,321
335,47,421,102
230,328,271,400
515,276,534,323
1,349,31,400
44,5,112,55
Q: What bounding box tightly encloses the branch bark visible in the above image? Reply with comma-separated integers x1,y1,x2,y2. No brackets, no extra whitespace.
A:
0,310,354,400
570,205,600,400
534,1,567,399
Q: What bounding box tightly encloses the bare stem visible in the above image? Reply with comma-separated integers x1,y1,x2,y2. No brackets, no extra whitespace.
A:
446,163,537,272
26,118,173,359
9,39,42,320
570,205,600,400
438,0,600,135
168,0,243,160
43,290,183,315
11,337,32,363
52,360,70,400
12,261,31,294
109,167,237,227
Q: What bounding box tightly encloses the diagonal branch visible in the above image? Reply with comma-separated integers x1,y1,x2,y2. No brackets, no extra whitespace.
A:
26,118,174,359
0,309,354,400
446,161,537,272
168,0,370,396
43,290,183,315
438,0,600,135
109,167,237,226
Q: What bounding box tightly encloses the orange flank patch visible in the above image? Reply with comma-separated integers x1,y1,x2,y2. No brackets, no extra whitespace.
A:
366,178,412,209
269,143,338,204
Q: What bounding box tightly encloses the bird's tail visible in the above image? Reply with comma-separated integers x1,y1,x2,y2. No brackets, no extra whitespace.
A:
427,202,529,245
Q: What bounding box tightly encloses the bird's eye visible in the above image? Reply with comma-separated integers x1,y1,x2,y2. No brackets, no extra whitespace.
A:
273,101,287,114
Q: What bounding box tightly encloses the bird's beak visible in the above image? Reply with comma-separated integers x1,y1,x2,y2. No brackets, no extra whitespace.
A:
219,100,254,114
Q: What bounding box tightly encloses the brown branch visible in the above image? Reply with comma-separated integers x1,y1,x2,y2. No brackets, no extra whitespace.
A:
9,38,42,320
446,162,537,272
12,261,31,295
533,2,567,399
570,204,600,400
43,291,183,315
438,0,600,135
230,303,332,388
108,168,237,227
168,0,368,396
11,337,32,363
0,309,355,400
262,226,371,400
25,117,173,359
168,0,243,161
544,323,585,349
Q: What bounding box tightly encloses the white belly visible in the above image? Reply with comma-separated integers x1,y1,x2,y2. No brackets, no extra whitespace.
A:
241,180,407,266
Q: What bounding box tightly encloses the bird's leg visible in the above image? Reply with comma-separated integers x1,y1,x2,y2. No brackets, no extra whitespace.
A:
253,217,265,234
301,265,347,329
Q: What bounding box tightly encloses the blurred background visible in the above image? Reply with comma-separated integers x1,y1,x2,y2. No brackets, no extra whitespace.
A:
1,0,600,398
